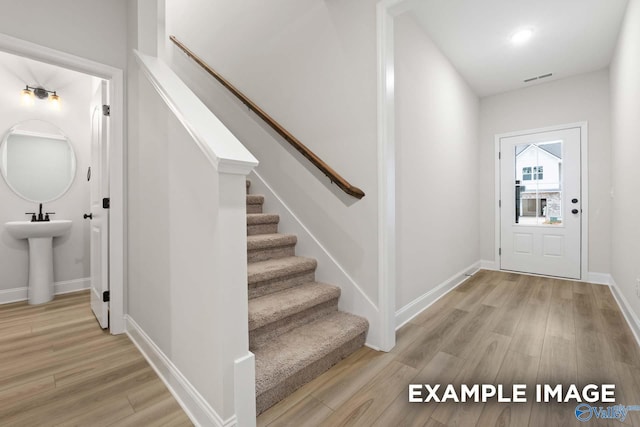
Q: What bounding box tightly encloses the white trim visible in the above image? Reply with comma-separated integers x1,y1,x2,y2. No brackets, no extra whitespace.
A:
493,122,589,281
609,277,640,348
54,277,91,294
494,136,501,269
234,352,257,427
125,315,235,427
134,51,258,175
249,171,380,348
587,272,612,285
376,0,403,353
0,32,126,335
0,287,28,304
395,261,480,330
0,277,91,304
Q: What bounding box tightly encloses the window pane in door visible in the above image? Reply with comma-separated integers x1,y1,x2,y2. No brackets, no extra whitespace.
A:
514,141,562,226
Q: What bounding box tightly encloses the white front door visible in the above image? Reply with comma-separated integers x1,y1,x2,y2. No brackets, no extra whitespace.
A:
88,81,110,328
500,127,582,279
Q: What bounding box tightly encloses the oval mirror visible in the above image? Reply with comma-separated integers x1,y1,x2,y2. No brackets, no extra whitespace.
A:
0,120,76,203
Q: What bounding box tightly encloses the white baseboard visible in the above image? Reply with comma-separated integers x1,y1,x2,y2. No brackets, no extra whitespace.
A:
480,259,498,270
608,278,640,348
125,315,234,427
55,277,91,294
395,261,480,330
0,277,91,304
587,272,612,285
0,287,28,304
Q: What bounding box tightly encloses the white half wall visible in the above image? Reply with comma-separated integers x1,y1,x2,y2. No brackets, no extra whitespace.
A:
128,51,257,424
610,0,640,331
479,69,612,275
394,13,481,310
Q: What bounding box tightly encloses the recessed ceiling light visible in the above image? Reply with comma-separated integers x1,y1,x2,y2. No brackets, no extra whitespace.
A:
511,28,534,45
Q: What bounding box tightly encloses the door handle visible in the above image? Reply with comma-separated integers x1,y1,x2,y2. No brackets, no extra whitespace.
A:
571,209,579,214
83,213,93,220
571,198,579,204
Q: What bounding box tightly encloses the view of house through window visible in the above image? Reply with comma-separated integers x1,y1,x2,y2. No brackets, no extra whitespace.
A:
514,141,562,226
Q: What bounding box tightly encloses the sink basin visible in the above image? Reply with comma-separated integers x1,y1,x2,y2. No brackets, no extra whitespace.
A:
5,220,72,304
6,220,72,239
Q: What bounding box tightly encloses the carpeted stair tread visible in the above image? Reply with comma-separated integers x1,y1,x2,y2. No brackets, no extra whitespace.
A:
247,213,279,225
244,179,368,414
247,194,264,205
248,256,317,285
254,311,369,397
247,233,297,251
249,282,340,331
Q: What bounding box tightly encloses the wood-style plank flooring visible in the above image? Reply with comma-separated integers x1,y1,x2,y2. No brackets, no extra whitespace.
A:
258,270,640,427
0,291,192,426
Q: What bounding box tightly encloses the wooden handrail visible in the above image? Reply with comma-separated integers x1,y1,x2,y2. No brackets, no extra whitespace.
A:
170,35,365,199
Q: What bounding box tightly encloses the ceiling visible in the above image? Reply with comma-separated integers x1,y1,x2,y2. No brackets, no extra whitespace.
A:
410,0,629,97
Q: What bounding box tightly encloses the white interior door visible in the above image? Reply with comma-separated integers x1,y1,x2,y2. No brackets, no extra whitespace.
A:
89,81,110,328
500,127,581,279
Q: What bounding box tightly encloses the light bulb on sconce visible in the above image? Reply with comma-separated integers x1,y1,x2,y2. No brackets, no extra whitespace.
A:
48,93,61,110
20,87,35,106
20,85,61,110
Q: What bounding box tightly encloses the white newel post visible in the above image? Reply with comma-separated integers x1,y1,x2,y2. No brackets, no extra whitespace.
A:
216,171,257,426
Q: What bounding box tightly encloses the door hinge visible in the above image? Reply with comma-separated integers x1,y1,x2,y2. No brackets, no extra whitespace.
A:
499,248,502,256
499,200,502,208
103,197,110,209
102,291,110,302
102,104,110,116
498,152,501,159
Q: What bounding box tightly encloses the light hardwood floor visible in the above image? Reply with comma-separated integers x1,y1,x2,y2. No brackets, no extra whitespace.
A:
0,291,192,426
258,270,640,427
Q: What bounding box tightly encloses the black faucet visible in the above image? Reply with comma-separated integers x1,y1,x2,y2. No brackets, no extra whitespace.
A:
25,204,54,222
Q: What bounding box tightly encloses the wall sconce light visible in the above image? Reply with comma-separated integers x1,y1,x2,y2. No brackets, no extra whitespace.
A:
20,85,61,110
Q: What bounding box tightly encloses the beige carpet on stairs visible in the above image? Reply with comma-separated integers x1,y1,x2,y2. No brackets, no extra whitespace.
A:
245,179,369,415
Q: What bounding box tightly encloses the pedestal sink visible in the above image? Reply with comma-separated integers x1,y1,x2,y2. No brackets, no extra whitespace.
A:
5,220,72,305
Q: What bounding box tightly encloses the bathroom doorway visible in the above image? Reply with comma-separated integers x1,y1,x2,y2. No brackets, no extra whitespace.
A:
0,34,125,334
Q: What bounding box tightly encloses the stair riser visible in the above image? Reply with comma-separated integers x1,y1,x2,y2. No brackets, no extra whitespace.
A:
250,299,339,350
248,245,295,263
247,204,263,214
249,271,315,299
247,223,278,235
256,331,367,415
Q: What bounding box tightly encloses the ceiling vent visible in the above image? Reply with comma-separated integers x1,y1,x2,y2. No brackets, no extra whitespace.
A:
524,73,553,83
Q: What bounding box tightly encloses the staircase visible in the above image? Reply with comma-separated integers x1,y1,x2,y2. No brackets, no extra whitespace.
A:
246,180,369,414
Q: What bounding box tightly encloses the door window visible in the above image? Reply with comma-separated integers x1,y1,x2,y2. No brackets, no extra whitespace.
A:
514,142,562,226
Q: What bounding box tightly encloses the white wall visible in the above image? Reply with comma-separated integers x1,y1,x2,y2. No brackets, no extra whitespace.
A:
610,0,640,321
163,0,380,307
479,70,612,275
0,52,92,292
394,13,480,309
0,0,128,70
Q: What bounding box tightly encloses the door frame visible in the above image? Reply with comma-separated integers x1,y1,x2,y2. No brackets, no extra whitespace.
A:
494,122,589,280
0,33,126,334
